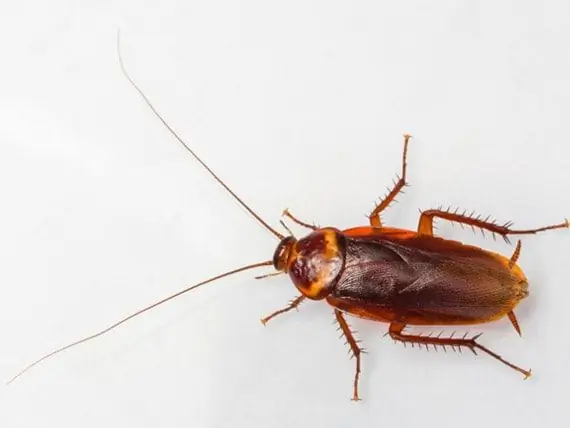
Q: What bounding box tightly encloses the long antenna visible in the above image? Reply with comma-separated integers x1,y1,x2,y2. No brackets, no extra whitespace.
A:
116,31,284,240
7,260,273,384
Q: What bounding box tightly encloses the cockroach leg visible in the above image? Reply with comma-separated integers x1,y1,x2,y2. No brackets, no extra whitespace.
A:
388,322,531,379
508,311,522,336
508,239,522,269
368,134,412,227
260,295,305,325
418,209,569,241
282,209,317,230
334,309,363,402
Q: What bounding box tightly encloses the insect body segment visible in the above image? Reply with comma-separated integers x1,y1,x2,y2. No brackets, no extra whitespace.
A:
277,228,346,300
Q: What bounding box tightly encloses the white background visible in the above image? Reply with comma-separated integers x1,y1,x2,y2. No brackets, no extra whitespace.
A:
1,1,570,427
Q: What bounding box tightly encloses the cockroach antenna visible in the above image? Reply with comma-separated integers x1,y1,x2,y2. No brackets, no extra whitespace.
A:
115,29,284,241
6,31,287,385
7,260,272,385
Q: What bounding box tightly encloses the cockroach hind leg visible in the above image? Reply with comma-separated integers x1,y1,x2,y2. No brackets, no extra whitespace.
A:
388,322,531,379
418,209,569,240
260,295,305,325
368,134,412,228
334,310,363,402
507,311,522,337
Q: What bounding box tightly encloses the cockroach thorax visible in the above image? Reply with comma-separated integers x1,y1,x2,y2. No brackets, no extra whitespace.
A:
273,228,346,300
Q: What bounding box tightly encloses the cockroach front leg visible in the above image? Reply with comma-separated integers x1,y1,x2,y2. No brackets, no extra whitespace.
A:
334,309,364,401
388,322,531,379
260,295,305,325
282,209,317,230
368,134,412,227
418,209,568,241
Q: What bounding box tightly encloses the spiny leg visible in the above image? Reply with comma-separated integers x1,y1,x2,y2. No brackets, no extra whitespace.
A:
418,209,568,241
282,209,317,230
388,322,531,379
260,295,305,325
369,134,412,227
334,309,364,401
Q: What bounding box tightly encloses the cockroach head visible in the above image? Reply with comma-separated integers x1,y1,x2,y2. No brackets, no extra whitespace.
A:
273,236,297,271
274,228,346,300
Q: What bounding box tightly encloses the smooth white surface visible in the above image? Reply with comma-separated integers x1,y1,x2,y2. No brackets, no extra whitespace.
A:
1,1,570,427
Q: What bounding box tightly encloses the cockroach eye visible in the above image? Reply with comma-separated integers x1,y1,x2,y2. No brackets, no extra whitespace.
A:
272,236,297,271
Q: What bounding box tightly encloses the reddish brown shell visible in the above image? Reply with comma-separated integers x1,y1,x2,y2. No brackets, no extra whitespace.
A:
285,228,346,300
324,226,528,326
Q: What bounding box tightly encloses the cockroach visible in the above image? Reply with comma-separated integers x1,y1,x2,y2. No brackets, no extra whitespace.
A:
7,45,569,402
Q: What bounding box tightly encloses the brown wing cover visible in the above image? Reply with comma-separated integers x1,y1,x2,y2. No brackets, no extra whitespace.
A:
328,231,528,326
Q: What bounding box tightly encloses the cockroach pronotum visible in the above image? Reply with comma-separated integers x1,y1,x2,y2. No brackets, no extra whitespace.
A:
7,42,569,402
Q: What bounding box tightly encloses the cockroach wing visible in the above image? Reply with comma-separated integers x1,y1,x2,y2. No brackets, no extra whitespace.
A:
328,235,528,326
